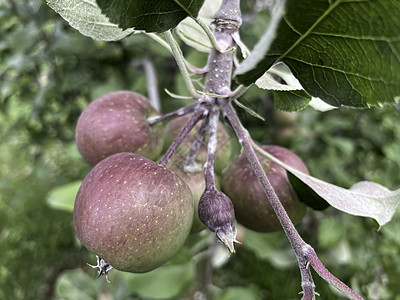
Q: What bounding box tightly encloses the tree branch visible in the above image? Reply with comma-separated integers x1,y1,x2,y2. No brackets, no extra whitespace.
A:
222,100,363,300
184,115,209,171
147,102,198,125
204,108,219,190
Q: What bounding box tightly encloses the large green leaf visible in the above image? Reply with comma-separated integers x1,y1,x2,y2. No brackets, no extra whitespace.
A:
235,0,400,108
46,0,136,41
96,0,205,33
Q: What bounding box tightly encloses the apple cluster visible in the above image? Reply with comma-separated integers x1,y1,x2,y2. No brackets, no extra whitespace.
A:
73,91,310,277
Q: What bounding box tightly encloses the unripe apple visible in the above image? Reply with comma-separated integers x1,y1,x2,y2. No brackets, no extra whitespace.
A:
163,114,232,173
76,91,164,166
198,187,238,253
73,152,194,273
221,145,308,233
167,153,221,234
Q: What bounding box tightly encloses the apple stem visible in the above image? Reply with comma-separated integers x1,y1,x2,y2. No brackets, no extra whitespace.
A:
204,108,220,190
147,102,198,125
159,105,209,167
305,245,364,300
183,115,209,171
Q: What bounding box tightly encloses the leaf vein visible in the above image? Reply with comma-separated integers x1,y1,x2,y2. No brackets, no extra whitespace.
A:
312,32,400,43
284,57,392,85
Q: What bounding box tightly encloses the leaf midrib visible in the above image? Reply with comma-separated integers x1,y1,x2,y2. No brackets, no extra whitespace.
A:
277,0,342,62
173,0,194,17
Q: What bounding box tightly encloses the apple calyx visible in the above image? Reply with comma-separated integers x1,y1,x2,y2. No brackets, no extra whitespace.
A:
216,223,239,254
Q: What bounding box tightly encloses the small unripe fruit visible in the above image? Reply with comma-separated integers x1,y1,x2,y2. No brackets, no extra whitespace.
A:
167,154,221,233
222,145,308,233
76,91,163,166
74,152,194,273
164,114,232,173
198,187,238,253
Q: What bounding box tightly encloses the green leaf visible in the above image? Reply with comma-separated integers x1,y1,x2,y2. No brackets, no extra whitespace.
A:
242,230,281,260
255,62,336,112
235,0,400,108
121,260,195,299
255,63,311,111
55,269,99,299
255,62,303,91
46,181,81,212
254,145,400,227
46,0,136,41
272,90,311,112
55,269,132,299
317,217,345,247
242,231,297,269
177,0,222,52
96,0,206,33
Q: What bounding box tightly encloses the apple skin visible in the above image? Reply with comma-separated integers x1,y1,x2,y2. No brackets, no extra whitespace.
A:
76,91,164,166
73,152,194,273
167,153,221,234
164,114,232,174
221,145,308,233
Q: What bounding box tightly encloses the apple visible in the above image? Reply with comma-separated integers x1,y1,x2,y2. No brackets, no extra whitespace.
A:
76,91,164,166
198,187,237,253
73,152,194,273
167,153,222,234
221,145,308,232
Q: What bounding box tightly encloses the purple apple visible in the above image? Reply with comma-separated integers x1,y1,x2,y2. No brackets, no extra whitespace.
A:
198,187,238,253
167,153,222,234
221,145,308,232
74,152,194,273
76,91,164,166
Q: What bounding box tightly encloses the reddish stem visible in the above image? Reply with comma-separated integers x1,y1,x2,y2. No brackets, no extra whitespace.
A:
184,115,209,170
159,104,209,167
204,108,220,190
147,102,198,125
305,246,363,300
221,100,364,300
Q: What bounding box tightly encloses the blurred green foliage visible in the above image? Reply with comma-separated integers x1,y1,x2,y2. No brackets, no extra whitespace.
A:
1,0,399,299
